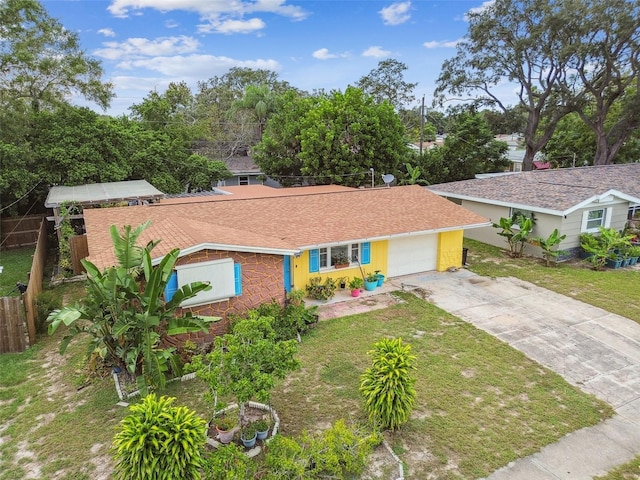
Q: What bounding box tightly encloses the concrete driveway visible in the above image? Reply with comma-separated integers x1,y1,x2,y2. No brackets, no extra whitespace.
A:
394,269,640,479
317,269,640,479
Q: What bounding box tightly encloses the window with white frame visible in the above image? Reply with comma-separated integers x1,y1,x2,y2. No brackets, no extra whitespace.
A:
238,176,249,185
581,207,612,232
586,209,605,230
311,242,370,272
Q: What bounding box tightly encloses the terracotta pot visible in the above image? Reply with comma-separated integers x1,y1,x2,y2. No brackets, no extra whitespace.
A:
216,426,236,444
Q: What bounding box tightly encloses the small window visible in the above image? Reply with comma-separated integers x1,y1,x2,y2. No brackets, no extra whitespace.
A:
586,209,605,230
238,176,249,186
350,243,359,262
313,243,367,271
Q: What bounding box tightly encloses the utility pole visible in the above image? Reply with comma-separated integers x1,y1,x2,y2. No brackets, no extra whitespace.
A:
419,95,425,155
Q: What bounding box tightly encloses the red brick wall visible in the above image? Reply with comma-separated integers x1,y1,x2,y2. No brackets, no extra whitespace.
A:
171,249,285,345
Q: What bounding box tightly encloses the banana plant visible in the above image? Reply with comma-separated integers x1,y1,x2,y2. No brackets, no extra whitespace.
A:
529,229,567,267
48,222,212,394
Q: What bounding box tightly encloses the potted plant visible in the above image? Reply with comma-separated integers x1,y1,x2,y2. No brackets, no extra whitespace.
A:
241,423,257,448
332,252,350,269
628,246,640,265
348,277,364,297
364,272,378,291
305,276,337,300
374,270,385,287
254,418,270,440
214,412,237,444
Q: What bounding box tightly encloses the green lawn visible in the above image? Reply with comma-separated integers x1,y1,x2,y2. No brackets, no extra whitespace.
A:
464,239,640,323
0,246,35,296
1,239,635,479
595,455,640,479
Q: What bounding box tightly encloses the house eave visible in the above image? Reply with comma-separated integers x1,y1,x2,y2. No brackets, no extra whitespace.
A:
429,190,566,216
151,243,301,265
298,223,491,250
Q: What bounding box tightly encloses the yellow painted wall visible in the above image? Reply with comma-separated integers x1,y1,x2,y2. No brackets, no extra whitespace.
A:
436,230,463,271
292,240,388,291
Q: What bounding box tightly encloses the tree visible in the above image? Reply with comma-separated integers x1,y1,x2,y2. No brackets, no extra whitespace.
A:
48,222,213,394
299,87,406,186
231,84,278,138
560,0,640,165
439,111,510,181
356,58,417,110
255,87,407,187
188,312,299,424
434,0,581,170
0,0,113,111
251,90,319,186
194,68,295,159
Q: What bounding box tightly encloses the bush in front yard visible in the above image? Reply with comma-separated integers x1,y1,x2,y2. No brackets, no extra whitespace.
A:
112,394,207,480
360,337,416,430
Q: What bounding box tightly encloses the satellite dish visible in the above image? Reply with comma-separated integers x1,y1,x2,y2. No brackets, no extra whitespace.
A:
381,174,395,187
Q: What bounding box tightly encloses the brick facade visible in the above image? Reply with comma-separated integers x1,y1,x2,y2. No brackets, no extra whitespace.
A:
171,249,285,345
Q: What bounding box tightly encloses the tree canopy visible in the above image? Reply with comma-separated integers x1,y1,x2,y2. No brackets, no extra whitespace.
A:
434,0,640,169
0,0,113,111
253,87,408,187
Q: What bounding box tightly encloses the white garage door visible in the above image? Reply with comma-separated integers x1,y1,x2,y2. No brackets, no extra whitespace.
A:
387,234,438,277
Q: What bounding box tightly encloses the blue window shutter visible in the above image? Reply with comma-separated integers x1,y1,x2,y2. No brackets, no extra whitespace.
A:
361,242,371,264
234,263,242,296
309,249,319,273
165,271,178,302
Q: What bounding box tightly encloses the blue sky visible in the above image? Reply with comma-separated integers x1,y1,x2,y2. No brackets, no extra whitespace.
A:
42,0,496,116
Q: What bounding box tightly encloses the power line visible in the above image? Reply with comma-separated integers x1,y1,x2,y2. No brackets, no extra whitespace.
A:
0,180,42,213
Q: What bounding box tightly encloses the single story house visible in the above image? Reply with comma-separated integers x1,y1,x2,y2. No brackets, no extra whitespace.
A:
216,154,280,188
82,184,488,339
428,164,640,258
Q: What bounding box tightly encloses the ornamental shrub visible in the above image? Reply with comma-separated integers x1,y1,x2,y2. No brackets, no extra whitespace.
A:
203,443,256,480
112,394,207,480
359,337,416,430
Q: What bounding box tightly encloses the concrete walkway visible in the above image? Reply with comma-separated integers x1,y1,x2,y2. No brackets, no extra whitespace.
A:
316,269,640,479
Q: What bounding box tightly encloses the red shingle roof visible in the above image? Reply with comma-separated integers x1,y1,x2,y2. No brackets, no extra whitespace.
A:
84,185,489,269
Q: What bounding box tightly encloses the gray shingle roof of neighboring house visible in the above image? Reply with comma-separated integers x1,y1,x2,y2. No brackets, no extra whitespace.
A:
428,163,640,215
224,156,262,175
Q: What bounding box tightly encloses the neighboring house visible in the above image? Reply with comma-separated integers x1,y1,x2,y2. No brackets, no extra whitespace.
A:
428,164,640,258
83,184,489,340
217,154,280,188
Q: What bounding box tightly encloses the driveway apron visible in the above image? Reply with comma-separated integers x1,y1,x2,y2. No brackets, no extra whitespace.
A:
395,269,640,480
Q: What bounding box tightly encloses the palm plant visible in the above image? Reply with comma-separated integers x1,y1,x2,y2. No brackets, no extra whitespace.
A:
359,337,416,431
529,229,567,267
48,222,213,393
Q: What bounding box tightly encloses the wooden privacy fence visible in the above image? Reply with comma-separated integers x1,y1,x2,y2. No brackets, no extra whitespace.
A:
0,214,46,250
69,235,88,275
0,297,28,353
0,219,48,353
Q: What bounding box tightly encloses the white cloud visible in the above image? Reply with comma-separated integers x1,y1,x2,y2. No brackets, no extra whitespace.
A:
198,17,265,34
423,39,461,49
98,28,116,37
94,36,200,60
464,0,495,20
312,48,349,60
107,0,308,34
362,46,391,58
379,1,411,26
164,19,179,28
117,54,280,77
